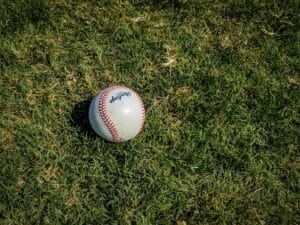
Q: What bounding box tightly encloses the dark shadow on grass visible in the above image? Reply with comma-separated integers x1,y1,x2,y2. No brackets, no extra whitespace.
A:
0,0,50,36
70,98,128,146
70,98,97,138
133,0,183,9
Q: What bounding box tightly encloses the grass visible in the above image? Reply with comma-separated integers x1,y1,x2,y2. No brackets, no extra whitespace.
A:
0,0,299,224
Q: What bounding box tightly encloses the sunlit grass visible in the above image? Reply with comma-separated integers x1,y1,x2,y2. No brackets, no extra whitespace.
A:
0,0,298,224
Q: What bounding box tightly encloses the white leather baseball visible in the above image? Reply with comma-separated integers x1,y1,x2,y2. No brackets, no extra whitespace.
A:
88,86,145,142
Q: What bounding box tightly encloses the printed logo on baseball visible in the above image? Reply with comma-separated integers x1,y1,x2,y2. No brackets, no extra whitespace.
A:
88,86,145,142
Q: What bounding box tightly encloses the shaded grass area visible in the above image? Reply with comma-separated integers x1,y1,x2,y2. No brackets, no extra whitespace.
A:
0,0,299,224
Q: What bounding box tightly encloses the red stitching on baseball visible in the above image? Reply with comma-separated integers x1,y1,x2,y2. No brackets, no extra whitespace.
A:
135,92,146,134
98,86,145,142
98,86,121,142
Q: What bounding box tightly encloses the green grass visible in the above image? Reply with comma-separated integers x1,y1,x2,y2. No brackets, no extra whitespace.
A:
0,0,299,224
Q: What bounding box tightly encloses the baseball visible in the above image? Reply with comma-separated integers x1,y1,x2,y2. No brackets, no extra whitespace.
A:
88,86,145,142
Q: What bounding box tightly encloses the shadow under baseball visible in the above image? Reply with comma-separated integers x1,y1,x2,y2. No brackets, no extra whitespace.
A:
70,97,97,137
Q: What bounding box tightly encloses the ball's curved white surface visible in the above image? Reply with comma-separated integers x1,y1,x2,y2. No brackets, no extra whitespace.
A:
88,86,145,142
88,91,113,141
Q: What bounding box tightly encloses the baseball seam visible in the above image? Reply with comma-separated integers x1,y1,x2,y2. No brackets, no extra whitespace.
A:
98,86,121,142
135,92,146,134
98,86,145,142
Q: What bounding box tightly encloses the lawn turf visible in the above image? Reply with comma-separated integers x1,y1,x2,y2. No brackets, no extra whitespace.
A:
0,0,299,224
